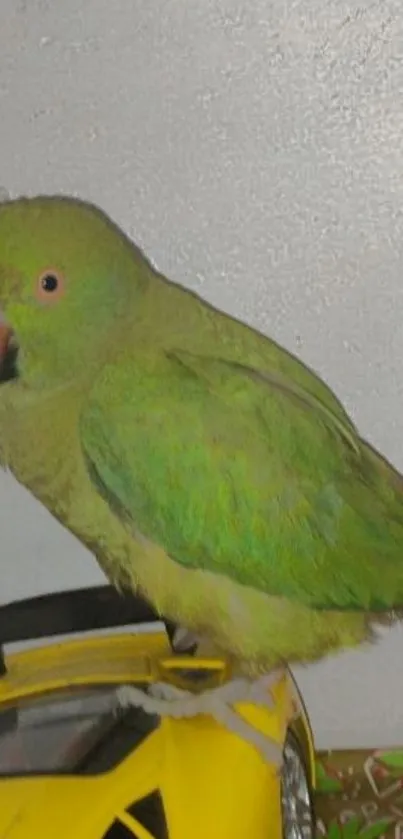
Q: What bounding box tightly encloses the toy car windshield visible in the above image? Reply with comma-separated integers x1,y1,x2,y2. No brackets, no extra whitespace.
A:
0,684,160,775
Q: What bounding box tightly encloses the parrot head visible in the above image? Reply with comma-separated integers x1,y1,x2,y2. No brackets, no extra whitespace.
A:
0,195,150,388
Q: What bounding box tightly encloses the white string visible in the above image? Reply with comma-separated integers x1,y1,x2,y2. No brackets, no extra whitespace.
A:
116,672,285,766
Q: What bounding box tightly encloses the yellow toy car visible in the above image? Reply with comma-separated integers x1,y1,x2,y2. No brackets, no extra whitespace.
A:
0,585,316,839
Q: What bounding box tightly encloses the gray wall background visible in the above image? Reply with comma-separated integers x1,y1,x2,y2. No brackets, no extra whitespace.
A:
1,0,403,750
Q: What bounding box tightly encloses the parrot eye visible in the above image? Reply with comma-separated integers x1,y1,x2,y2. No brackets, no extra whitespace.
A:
36,269,65,303
41,274,58,292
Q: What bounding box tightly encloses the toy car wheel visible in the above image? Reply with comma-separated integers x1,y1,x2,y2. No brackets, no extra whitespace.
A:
281,729,315,839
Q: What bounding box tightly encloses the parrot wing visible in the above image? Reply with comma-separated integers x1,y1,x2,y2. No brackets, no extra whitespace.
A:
79,348,403,612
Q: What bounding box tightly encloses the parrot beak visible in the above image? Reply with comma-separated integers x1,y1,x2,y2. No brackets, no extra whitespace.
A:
0,321,18,383
0,323,12,359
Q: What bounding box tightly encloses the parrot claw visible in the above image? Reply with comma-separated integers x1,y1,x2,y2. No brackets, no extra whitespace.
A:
171,625,199,653
115,669,285,768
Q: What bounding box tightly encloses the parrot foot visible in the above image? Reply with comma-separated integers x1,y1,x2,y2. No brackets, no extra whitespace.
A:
171,625,199,653
116,670,285,768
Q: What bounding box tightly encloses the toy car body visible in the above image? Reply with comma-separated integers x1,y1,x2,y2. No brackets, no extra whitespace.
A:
0,585,316,838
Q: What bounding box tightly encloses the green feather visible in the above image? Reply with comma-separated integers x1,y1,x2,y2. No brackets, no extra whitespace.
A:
81,347,403,612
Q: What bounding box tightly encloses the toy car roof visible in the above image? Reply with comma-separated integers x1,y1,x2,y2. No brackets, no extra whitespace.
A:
0,584,176,676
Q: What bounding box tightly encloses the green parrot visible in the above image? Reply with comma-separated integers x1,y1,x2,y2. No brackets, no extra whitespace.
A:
0,194,402,686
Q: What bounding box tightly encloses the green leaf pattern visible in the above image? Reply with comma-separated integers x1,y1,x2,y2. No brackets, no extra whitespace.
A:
315,749,403,839
319,817,391,839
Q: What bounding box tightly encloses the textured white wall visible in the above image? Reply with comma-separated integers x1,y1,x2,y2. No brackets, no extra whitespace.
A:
1,0,403,750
